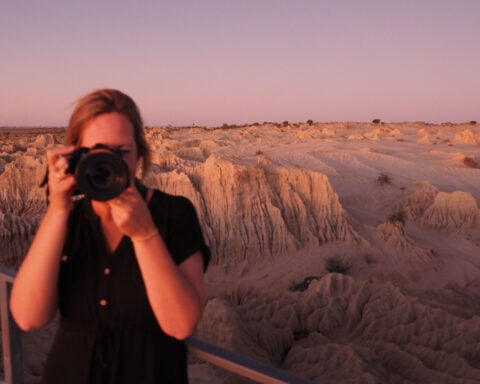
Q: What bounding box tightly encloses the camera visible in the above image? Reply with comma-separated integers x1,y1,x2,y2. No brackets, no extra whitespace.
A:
66,144,130,201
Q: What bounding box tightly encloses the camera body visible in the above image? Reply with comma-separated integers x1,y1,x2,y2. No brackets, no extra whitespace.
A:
66,144,130,201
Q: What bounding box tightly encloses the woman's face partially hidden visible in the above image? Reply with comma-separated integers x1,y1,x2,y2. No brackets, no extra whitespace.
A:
79,112,139,183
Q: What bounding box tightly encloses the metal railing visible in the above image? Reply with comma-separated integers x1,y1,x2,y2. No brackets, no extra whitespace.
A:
186,337,311,383
0,267,311,384
0,267,23,384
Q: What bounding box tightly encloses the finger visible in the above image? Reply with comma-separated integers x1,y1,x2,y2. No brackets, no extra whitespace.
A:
54,157,70,174
47,150,67,172
50,159,67,180
55,172,64,180
46,145,76,160
50,170,73,184
46,147,76,181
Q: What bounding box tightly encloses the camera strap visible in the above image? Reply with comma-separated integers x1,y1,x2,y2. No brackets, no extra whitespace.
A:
134,179,148,201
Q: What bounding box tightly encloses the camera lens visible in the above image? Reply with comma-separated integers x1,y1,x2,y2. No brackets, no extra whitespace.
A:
86,163,116,188
75,152,129,201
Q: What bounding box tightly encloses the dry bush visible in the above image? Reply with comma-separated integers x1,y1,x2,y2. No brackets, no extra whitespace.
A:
325,257,351,274
364,254,375,265
376,173,392,186
463,156,479,169
387,210,407,225
289,276,320,292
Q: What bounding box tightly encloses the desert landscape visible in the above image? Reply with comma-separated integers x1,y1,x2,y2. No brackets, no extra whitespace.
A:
1,121,479,383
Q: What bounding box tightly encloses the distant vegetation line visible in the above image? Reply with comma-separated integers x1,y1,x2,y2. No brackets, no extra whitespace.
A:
0,120,477,133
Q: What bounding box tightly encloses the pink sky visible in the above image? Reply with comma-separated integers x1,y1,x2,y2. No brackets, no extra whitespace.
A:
1,0,479,127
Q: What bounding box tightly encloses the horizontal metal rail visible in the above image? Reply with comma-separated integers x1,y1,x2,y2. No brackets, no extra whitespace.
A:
186,337,311,383
0,267,311,383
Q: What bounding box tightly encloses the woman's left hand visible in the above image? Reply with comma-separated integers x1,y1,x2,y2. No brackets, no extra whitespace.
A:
107,187,156,239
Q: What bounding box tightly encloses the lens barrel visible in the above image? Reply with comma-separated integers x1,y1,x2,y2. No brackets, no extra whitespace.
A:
75,152,129,201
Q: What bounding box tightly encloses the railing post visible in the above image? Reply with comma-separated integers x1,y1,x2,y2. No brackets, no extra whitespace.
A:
0,267,23,384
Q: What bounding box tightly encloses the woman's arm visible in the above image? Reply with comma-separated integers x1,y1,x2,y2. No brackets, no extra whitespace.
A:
134,242,206,340
10,209,69,330
108,188,207,340
10,146,76,330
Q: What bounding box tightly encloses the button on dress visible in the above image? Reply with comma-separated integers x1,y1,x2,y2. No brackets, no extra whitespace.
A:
40,187,210,384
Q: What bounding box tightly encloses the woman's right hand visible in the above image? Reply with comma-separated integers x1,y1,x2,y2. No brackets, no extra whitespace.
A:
46,146,77,213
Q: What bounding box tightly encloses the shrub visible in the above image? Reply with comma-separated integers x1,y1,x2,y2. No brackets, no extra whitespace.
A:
387,210,407,225
376,173,392,185
372,119,381,124
463,156,479,169
221,123,237,129
307,119,314,125
282,121,289,127
325,257,351,274
469,120,477,125
289,276,320,292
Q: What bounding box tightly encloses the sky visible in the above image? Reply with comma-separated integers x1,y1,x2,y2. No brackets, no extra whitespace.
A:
1,0,479,127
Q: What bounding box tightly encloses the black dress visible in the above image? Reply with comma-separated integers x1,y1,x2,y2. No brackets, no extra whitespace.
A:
40,187,210,384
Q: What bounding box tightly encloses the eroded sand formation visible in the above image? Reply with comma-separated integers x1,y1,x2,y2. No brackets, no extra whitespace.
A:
1,122,479,383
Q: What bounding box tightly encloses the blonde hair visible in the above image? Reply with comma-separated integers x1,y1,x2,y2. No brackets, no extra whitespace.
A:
66,89,150,177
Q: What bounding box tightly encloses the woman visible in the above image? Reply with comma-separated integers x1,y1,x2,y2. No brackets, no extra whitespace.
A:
10,89,210,383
